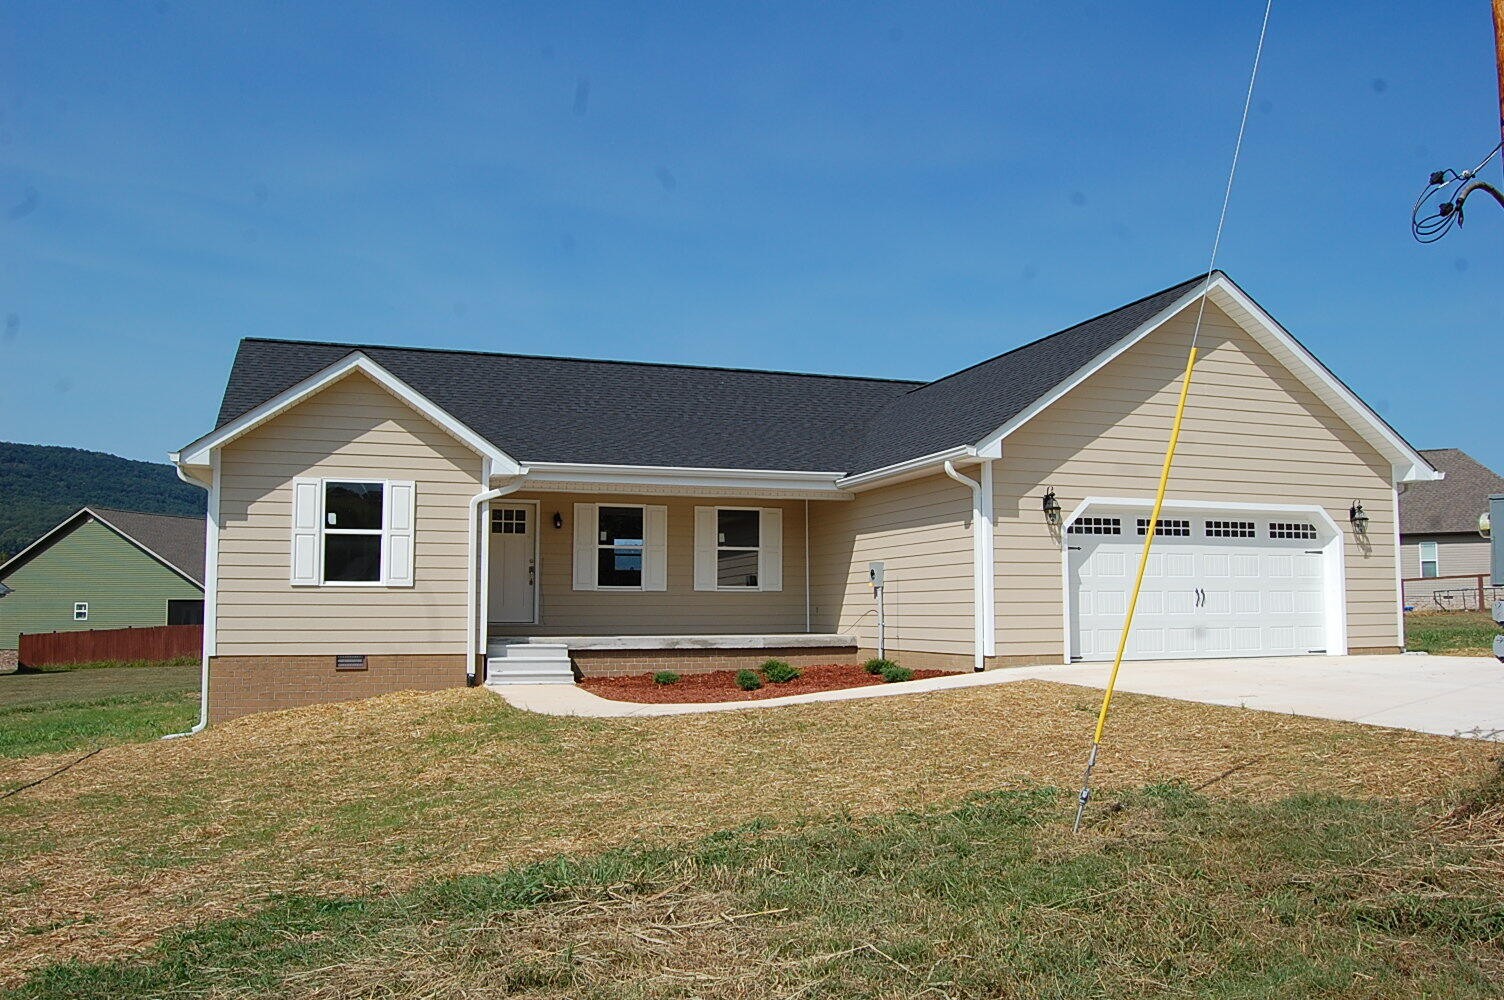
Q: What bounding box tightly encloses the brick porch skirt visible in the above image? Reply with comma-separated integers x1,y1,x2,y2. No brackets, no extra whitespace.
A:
568,646,867,679
208,654,468,721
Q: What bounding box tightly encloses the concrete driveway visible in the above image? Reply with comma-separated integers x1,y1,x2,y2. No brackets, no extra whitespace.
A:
1021,653,1504,740
498,653,1504,739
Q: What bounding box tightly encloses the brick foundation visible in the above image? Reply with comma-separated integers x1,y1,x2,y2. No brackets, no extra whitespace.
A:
1349,646,1403,656
568,646,861,678
209,654,469,721
0,649,16,673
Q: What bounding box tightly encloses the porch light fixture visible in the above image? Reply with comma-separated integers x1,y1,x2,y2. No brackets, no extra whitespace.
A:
1348,501,1369,536
1042,488,1062,527
552,511,564,530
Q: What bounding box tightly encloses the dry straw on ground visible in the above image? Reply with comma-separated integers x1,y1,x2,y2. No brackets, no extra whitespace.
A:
0,680,1496,984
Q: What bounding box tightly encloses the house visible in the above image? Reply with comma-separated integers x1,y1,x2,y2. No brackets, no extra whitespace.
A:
1398,448,1504,612
0,507,206,669
172,271,1439,722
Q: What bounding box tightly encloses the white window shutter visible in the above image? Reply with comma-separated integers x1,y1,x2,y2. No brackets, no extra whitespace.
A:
643,505,668,591
384,480,416,587
573,503,597,591
290,478,321,585
693,506,717,591
759,507,783,592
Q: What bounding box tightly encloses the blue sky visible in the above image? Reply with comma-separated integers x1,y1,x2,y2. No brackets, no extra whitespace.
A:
2,2,1500,470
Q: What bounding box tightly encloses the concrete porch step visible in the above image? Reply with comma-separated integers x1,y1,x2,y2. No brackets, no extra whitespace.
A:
486,642,575,686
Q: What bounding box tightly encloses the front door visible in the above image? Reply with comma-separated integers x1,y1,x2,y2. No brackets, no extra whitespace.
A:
489,505,536,623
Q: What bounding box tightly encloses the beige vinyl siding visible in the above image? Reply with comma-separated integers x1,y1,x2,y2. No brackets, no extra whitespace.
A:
1400,534,1493,609
995,301,1398,660
807,472,974,656
216,371,482,655
492,493,809,635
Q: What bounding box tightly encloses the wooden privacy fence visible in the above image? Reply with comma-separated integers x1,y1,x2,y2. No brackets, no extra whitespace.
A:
19,624,203,667
1402,573,1501,613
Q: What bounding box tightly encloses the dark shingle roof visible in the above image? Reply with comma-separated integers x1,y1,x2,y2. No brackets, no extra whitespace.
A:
90,508,207,586
211,273,1214,476
1399,449,1504,535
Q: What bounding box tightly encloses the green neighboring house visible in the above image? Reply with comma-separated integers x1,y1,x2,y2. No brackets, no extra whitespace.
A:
0,507,205,667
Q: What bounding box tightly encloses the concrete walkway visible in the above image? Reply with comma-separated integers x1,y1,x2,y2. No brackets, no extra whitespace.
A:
492,653,1504,739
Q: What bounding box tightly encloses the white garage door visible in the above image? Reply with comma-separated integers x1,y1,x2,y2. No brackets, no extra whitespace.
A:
1067,511,1333,661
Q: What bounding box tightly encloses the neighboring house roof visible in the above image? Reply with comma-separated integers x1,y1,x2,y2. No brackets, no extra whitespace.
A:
1399,448,1504,535
0,507,207,588
196,271,1435,482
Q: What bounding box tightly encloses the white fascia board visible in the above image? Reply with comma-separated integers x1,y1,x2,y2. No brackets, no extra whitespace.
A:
836,446,978,492
174,352,521,474
1204,278,1440,484
972,280,1211,457
521,461,848,495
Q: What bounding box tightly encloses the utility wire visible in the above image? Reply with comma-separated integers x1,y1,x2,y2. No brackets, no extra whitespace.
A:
1073,0,1274,835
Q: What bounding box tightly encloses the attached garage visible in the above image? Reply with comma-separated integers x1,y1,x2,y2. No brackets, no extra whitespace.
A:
1066,502,1346,661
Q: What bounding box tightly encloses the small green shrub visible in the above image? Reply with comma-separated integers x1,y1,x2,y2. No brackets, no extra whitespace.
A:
735,669,764,691
760,659,801,684
879,663,914,683
864,658,897,675
652,671,680,686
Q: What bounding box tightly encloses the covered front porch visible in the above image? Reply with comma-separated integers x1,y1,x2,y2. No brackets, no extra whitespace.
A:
474,477,860,684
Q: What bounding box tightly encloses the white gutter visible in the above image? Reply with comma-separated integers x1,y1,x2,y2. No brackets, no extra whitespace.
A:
467,469,530,681
163,454,218,739
943,458,995,672
838,445,977,492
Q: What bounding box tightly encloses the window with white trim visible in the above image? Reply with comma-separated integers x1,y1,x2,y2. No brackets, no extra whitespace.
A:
1269,521,1318,540
1067,517,1121,535
1205,520,1256,538
1136,517,1190,537
571,503,667,591
1419,540,1439,579
597,505,645,589
290,477,417,587
694,506,783,592
73,602,88,621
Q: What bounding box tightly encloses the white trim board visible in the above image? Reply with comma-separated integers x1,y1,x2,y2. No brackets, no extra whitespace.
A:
173,352,521,474
973,273,1440,485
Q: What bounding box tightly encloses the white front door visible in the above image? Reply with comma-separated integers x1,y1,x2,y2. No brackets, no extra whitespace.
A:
1067,509,1333,661
489,505,536,623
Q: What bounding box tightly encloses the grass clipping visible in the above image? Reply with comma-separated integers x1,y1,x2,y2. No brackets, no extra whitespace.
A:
0,679,1497,985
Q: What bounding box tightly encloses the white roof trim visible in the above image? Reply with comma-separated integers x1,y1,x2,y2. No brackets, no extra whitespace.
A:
836,445,978,491
973,273,1440,484
0,507,205,590
520,461,848,495
174,352,521,473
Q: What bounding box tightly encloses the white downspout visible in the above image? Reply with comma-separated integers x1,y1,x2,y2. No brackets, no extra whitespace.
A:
163,454,217,739
944,459,994,672
467,469,529,682
804,498,811,633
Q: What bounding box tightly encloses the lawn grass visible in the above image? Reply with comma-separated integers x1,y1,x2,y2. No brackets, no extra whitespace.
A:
10,777,1504,998
1404,611,1500,656
0,682,1494,987
0,662,198,757
15,655,198,675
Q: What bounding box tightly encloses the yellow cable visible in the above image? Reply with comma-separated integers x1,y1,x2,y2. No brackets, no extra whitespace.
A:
1091,346,1198,745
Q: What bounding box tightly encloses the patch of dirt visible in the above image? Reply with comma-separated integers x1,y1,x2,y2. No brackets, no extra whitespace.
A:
579,663,949,703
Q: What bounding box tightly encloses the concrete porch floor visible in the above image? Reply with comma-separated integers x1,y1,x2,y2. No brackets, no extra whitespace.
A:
491,653,1504,739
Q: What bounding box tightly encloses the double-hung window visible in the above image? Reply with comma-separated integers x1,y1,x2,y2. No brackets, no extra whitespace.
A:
291,477,416,587
694,506,783,592
571,503,668,591
1419,540,1439,579
597,506,645,589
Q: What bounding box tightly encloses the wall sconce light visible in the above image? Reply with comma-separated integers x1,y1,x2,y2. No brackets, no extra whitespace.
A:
552,511,564,530
1043,488,1062,527
1348,501,1369,535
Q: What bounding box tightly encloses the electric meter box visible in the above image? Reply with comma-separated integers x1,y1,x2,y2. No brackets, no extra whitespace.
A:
869,561,885,589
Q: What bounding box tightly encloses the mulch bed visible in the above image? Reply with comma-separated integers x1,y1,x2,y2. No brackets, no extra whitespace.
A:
579,663,949,703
